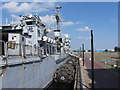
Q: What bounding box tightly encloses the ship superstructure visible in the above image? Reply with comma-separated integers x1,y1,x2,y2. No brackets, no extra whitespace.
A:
0,6,71,88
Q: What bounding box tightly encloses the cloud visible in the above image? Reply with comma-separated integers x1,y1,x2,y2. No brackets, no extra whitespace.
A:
33,0,58,2
78,36,90,40
40,16,81,28
11,14,21,21
40,15,56,24
2,2,31,13
62,21,74,26
76,26,91,31
40,15,81,27
40,16,79,29
64,34,70,38
62,21,81,26
75,22,81,24
1,2,55,13
1,0,118,2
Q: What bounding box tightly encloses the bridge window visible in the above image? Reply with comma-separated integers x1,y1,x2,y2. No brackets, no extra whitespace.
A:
26,21,35,25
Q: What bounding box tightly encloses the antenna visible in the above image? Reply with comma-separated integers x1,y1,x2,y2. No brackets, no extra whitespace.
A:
35,0,38,15
12,17,13,22
6,18,8,24
55,6,62,30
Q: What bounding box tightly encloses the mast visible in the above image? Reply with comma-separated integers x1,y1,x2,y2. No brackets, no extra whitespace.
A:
55,6,62,30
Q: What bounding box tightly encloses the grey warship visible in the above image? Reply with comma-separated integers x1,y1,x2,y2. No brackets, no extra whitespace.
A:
0,6,71,89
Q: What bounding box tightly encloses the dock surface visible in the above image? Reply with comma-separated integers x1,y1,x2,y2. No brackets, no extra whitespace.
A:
80,57,119,89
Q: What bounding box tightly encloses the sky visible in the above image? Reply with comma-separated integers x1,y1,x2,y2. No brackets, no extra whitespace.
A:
0,2,118,50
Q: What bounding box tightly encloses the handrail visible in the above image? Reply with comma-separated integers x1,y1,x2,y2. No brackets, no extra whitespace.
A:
33,45,39,56
0,40,7,65
0,40,61,66
6,41,44,58
1,41,58,62
6,41,23,57
23,44,32,56
0,40,6,56
0,40,63,66
74,57,83,90
37,46,42,57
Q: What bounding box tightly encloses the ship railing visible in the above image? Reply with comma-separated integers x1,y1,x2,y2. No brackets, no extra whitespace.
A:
1,41,60,64
23,45,32,57
6,42,44,58
2,41,64,57
0,41,46,65
0,40,6,56
36,46,43,57
32,46,43,57
0,40,7,66
23,45,43,57
6,41,23,57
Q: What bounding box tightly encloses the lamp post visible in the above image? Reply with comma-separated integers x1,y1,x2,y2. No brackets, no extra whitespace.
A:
82,44,84,66
91,30,94,90
80,47,82,57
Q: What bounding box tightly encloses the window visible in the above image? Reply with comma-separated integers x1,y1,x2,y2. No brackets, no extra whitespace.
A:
26,21,35,25
22,37,24,41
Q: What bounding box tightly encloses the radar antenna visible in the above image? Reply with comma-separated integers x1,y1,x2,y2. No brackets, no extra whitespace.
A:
55,6,62,30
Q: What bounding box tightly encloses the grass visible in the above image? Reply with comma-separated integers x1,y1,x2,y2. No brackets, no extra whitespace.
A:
83,52,119,75
84,52,119,69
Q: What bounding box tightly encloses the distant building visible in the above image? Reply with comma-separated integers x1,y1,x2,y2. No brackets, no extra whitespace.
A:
107,49,114,52
95,49,105,52
95,49,114,52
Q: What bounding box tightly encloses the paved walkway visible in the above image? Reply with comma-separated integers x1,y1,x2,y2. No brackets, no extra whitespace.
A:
81,57,119,89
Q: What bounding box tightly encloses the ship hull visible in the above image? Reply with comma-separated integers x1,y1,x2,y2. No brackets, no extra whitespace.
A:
0,54,70,89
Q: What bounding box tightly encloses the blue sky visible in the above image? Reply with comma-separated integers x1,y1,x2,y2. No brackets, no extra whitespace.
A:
1,2,118,50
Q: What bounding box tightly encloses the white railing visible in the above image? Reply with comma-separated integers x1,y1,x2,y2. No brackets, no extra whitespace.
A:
0,41,58,66
5,42,45,58
0,40,6,56
23,45,32,56
6,42,22,56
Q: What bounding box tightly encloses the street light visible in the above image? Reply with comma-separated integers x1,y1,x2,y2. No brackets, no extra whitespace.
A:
91,30,94,90
82,44,84,66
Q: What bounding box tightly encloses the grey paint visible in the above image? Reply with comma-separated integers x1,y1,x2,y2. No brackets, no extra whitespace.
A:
0,54,69,88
